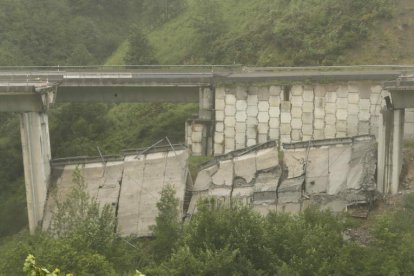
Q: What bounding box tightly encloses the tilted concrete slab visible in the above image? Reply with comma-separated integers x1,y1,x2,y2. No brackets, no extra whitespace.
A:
42,162,123,231
188,136,377,215
234,152,257,184
211,159,234,187
119,150,189,237
42,147,191,237
189,141,281,214
116,157,145,236
277,176,304,204
327,146,351,195
256,147,279,171
83,162,123,210
42,164,78,231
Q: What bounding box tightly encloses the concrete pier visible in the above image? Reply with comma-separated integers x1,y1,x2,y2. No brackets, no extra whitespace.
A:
377,111,386,193
391,109,402,194
199,87,214,156
20,112,51,232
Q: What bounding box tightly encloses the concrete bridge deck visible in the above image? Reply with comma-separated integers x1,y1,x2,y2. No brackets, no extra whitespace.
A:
0,65,410,109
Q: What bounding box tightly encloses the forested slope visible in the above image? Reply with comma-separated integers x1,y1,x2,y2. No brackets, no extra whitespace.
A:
148,0,395,65
114,0,413,66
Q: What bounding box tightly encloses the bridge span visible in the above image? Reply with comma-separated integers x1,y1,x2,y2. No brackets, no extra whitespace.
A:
0,65,406,111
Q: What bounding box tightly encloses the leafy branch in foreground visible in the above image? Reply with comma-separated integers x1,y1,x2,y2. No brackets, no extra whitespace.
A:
23,254,73,276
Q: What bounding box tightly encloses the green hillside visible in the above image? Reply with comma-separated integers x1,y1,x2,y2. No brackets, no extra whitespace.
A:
145,0,408,66
107,0,411,66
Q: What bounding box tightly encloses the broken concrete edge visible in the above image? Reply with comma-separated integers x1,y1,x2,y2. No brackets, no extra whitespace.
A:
198,140,279,171
189,135,379,217
51,144,188,167
195,135,375,174
282,135,375,150
186,118,213,124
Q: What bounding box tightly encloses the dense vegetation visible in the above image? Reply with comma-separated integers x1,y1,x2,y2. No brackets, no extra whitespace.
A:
147,0,394,65
2,181,414,275
0,0,413,274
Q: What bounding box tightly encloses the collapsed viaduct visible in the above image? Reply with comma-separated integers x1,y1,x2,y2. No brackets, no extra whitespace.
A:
0,65,413,233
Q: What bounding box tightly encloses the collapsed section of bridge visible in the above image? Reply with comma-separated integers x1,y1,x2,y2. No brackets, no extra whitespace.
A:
189,136,376,217
42,145,192,237
2,66,414,233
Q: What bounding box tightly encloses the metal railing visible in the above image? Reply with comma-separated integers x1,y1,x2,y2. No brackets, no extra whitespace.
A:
0,64,243,73
1,64,414,73
0,64,413,85
242,64,414,72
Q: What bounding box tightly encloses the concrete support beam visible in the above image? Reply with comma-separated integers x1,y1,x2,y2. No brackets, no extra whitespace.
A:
0,84,57,112
0,94,44,112
56,86,200,103
391,109,403,194
20,112,51,233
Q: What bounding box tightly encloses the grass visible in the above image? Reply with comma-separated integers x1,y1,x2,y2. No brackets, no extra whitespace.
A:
104,40,129,65
404,139,414,149
188,156,214,182
107,0,412,66
147,0,266,64
148,12,197,64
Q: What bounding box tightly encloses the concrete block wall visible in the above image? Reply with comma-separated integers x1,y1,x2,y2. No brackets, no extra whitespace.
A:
186,121,205,156
183,81,414,156
212,82,401,155
405,109,414,138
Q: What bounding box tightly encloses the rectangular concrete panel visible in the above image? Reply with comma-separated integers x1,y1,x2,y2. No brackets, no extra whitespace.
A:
117,157,145,236
43,148,190,238
328,146,351,195
83,162,123,209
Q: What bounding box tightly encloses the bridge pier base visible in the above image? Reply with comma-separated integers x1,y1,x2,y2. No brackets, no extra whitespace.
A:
377,108,405,195
20,112,51,233
391,109,404,194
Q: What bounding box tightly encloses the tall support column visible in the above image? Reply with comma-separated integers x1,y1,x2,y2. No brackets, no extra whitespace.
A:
198,87,214,156
378,109,394,194
377,111,386,193
20,112,51,233
391,109,403,194
384,110,394,194
399,109,405,175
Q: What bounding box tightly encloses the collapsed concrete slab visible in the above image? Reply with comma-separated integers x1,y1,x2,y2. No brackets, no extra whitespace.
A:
188,136,377,216
42,145,191,237
188,141,281,215
284,135,377,212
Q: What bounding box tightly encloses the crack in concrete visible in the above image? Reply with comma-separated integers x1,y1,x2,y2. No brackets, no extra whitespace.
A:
113,162,125,233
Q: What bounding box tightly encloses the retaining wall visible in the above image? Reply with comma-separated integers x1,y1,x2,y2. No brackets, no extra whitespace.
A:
187,81,414,156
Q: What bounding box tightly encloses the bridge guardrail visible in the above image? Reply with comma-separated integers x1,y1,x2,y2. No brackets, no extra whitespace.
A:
242,64,414,72
0,64,244,73
0,65,413,85
1,64,414,73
